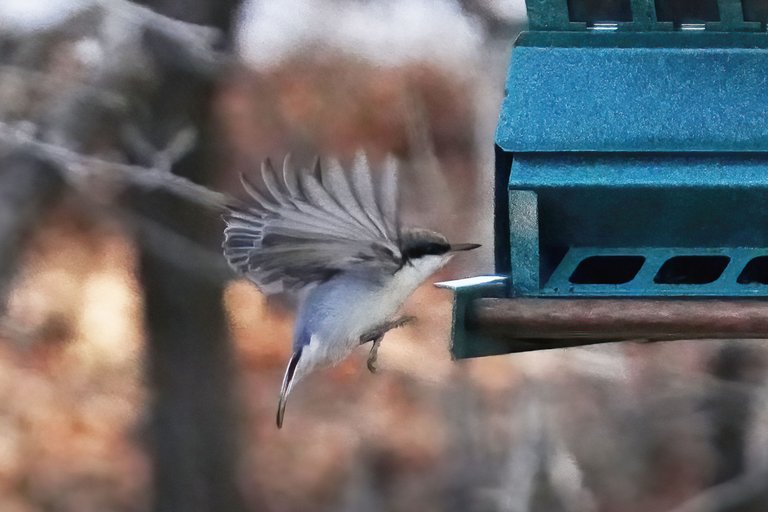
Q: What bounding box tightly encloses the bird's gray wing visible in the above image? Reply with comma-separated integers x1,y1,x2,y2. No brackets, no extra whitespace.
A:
222,152,402,296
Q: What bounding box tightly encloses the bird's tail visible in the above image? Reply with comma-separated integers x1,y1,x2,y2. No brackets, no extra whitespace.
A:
276,348,303,428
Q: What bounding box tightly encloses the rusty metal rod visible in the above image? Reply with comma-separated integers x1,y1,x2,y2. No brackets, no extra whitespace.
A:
467,298,768,341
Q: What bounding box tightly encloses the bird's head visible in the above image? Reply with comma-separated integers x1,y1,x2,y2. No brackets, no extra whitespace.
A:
399,228,481,277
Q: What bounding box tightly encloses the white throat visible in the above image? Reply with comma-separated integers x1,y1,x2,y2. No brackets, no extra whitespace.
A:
395,254,452,290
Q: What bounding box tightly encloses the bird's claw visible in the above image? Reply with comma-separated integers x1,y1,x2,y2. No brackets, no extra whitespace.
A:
392,315,416,329
361,315,416,374
367,336,382,374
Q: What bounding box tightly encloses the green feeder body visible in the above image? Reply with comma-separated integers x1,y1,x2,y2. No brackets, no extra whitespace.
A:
445,0,768,359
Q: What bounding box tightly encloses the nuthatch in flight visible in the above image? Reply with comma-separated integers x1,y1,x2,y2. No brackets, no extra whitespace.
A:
222,153,480,428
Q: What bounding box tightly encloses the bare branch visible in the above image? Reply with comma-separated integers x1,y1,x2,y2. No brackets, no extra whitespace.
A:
97,0,222,51
96,0,232,74
79,197,232,282
0,0,230,75
0,65,127,103
0,121,236,210
122,207,231,280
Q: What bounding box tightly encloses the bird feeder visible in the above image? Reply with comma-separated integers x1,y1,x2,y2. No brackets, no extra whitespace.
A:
441,0,768,358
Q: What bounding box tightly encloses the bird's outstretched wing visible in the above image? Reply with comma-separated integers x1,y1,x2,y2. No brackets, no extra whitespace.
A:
222,152,402,295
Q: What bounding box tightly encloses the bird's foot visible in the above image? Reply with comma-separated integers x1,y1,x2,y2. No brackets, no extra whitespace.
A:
391,315,416,329
360,315,416,374
359,315,416,346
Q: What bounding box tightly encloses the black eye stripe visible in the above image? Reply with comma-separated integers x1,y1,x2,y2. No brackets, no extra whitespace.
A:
402,241,450,260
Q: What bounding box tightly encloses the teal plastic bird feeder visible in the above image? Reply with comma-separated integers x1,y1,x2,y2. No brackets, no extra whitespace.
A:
442,0,768,359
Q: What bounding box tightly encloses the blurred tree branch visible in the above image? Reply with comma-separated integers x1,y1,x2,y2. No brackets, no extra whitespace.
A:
98,0,223,52
0,120,235,209
457,0,526,37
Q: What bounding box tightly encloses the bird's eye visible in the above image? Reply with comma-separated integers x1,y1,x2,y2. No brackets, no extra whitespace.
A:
427,242,450,255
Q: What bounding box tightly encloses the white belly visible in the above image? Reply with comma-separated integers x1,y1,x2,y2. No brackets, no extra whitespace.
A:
299,266,428,368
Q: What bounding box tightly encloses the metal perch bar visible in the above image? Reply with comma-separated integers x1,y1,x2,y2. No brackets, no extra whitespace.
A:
467,298,768,344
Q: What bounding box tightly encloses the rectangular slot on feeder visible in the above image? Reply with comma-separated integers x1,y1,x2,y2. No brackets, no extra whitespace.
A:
738,256,768,285
569,255,645,284
655,0,720,26
567,0,632,23
654,256,730,285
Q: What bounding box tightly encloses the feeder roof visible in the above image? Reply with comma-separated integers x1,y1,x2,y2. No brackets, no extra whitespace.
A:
496,32,768,153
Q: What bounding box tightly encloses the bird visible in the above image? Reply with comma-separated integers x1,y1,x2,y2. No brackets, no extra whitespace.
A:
222,152,480,428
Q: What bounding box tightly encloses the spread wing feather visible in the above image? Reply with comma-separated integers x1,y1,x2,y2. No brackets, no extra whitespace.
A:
223,154,402,295
378,155,400,238
321,157,381,235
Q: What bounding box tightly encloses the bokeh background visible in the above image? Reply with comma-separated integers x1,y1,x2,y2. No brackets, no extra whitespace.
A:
1,1,767,511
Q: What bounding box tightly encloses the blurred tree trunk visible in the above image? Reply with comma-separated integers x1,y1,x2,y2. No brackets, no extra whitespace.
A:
708,346,755,485
0,25,72,314
0,153,64,310
702,344,767,512
127,1,248,511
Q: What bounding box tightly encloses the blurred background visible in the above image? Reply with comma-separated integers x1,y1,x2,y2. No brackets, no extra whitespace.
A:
0,1,767,511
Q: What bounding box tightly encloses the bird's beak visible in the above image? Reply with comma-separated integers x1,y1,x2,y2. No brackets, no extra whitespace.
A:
449,243,482,252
